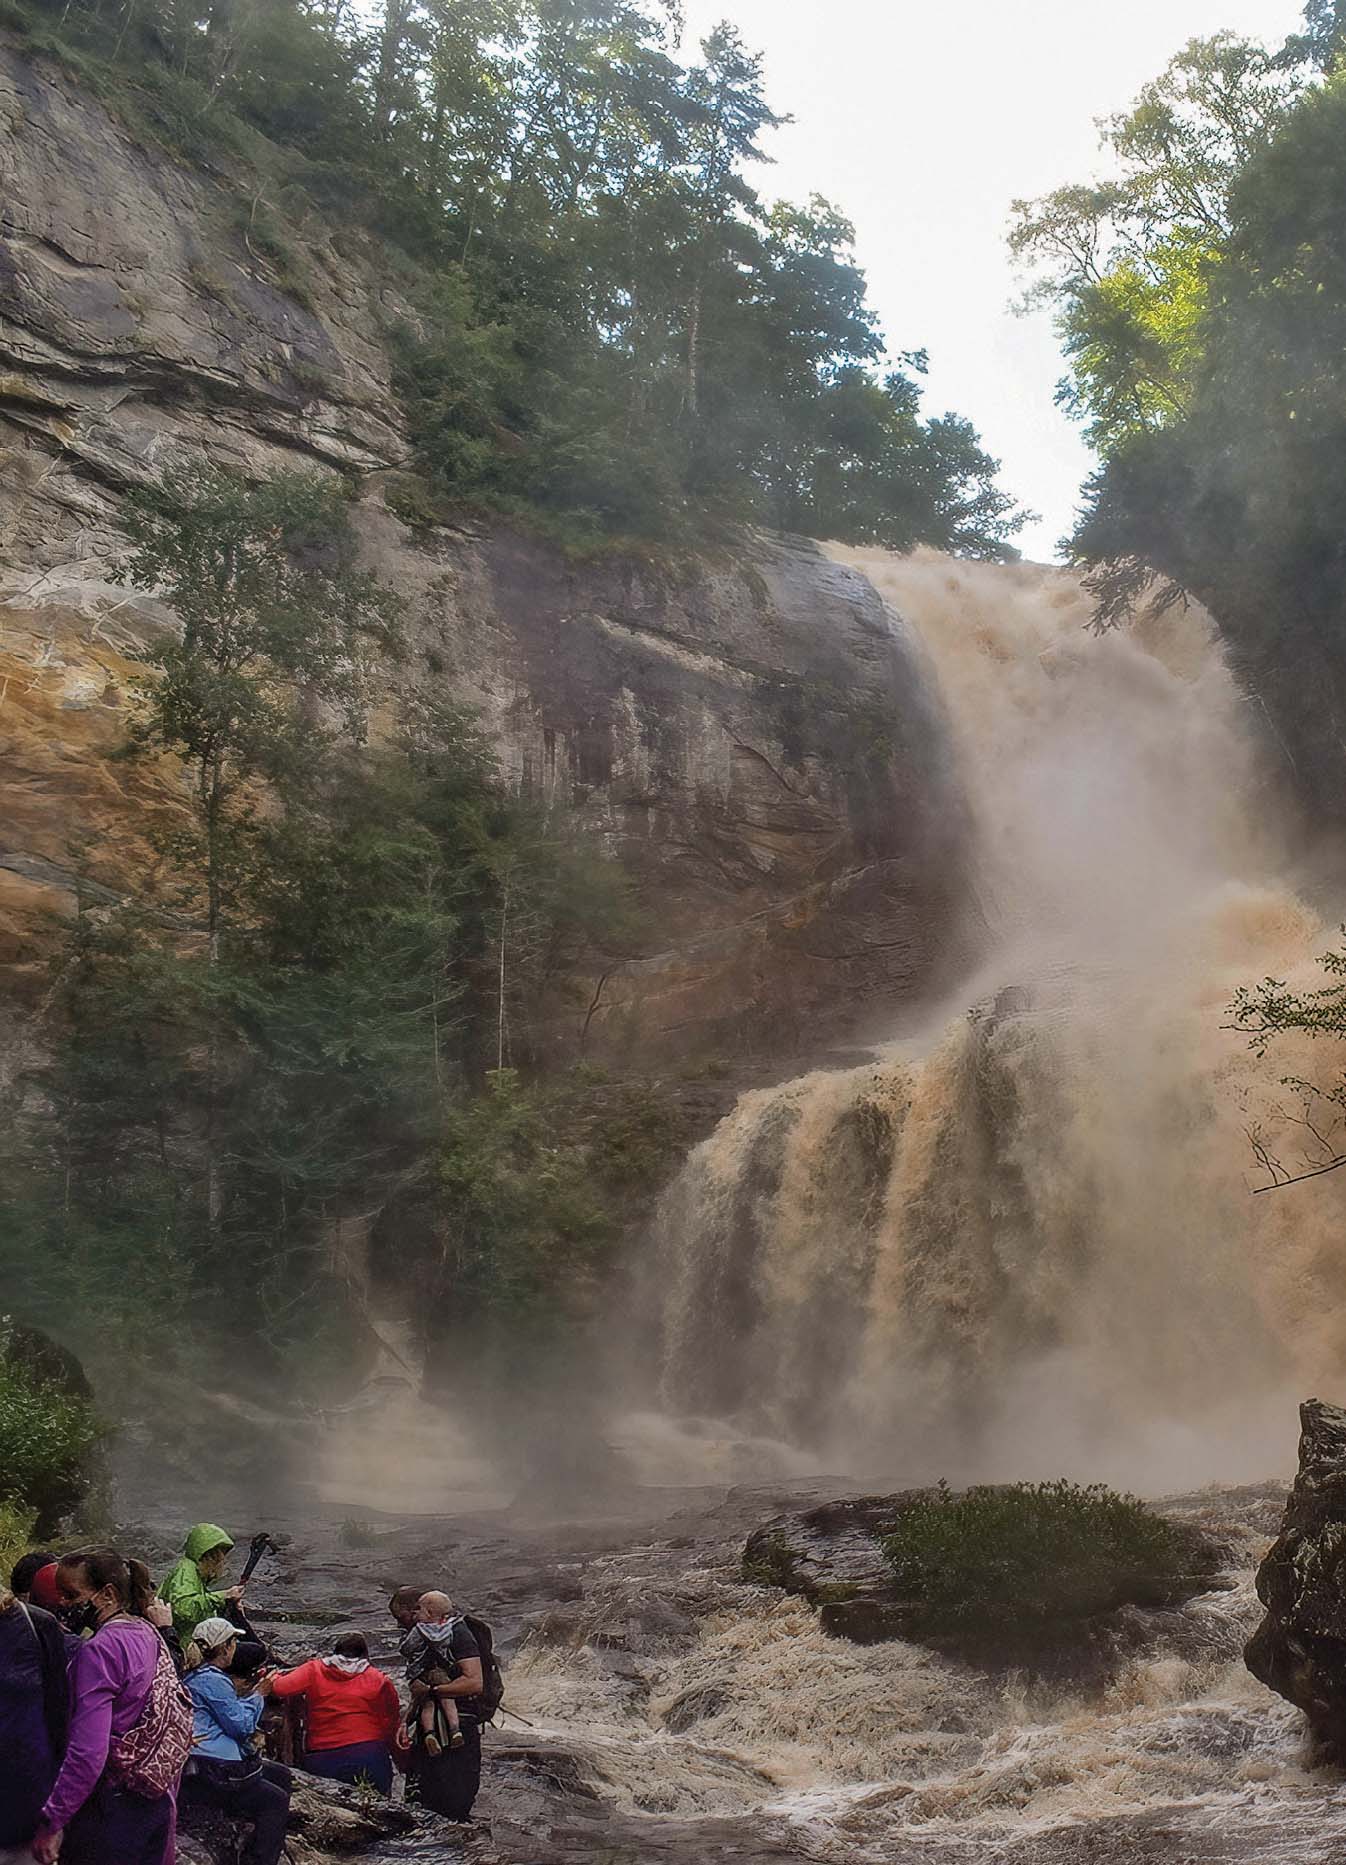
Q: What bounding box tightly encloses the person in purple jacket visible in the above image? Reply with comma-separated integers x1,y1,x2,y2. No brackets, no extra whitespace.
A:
0,1583,68,1852
30,1548,175,1865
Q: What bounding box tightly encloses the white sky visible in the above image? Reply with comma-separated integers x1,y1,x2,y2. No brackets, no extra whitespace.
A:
678,0,1305,560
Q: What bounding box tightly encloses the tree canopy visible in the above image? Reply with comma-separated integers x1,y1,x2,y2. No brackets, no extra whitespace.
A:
1008,4,1346,825
0,472,677,1412
7,0,1029,555
1010,32,1307,461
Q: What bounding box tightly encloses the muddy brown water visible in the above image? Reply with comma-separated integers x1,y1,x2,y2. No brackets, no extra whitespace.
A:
111,1465,1346,1865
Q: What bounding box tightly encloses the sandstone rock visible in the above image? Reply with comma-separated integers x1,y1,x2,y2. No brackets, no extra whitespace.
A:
1245,1396,1346,1756
0,31,971,1069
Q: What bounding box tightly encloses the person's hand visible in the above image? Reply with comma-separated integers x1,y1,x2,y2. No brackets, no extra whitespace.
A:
394,1723,412,1753
222,1585,246,1603
145,1597,172,1630
31,1822,63,1863
255,1672,274,1697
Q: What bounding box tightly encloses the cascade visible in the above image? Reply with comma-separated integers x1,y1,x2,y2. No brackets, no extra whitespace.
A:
645,549,1346,1491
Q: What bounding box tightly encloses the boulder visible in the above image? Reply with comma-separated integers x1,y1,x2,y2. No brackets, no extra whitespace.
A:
1245,1397,1346,1756
747,1488,1223,1687
738,1484,928,1603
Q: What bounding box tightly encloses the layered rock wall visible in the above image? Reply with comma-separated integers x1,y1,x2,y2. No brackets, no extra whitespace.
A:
0,32,969,1064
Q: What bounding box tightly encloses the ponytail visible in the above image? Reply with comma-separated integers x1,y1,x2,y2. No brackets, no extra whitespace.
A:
127,1558,154,1617
58,1547,153,1616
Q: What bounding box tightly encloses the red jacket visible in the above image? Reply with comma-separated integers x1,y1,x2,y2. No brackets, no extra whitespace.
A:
269,1659,400,1752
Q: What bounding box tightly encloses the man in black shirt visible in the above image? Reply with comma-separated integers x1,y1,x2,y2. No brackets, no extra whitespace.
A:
388,1587,483,1821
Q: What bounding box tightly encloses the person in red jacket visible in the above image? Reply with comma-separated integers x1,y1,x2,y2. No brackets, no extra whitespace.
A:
267,1634,400,1795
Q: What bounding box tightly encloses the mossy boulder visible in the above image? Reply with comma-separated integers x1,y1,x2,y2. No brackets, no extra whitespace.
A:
744,1482,1221,1684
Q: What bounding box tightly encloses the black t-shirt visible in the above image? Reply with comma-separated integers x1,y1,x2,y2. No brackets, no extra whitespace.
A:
445,1620,482,1719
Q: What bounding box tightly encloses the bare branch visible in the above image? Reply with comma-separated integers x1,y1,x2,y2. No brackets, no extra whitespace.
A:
1251,1154,1346,1194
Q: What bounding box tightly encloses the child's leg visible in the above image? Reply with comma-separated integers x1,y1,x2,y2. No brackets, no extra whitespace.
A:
423,1667,454,1755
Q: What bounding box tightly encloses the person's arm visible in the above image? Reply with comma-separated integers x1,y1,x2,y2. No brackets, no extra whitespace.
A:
431,1657,484,1699
267,1659,316,1700
196,1666,266,1743
433,1627,483,1700
375,1673,402,1745
38,1637,121,1833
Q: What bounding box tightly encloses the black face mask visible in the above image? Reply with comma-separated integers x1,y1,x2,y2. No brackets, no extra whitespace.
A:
60,1599,102,1635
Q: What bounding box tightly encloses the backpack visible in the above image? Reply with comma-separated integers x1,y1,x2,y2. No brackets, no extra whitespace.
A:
459,1614,504,1723
108,1633,194,1798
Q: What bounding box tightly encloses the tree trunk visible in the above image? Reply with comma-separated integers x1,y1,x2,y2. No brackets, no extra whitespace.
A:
373,0,414,141
686,282,701,419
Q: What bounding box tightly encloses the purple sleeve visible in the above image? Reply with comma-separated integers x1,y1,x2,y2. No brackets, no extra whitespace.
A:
40,1637,121,1831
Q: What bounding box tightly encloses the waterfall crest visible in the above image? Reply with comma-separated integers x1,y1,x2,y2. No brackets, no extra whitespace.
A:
647,549,1346,1490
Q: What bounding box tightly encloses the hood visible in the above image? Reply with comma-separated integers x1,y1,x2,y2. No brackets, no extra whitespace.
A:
322,1655,370,1677
184,1523,234,1562
414,1618,459,1651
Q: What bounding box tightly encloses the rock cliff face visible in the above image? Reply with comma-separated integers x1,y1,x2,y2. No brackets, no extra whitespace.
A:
0,32,969,1065
1245,1397,1346,1756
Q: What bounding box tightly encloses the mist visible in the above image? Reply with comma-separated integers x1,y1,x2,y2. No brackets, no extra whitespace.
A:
637,549,1346,1498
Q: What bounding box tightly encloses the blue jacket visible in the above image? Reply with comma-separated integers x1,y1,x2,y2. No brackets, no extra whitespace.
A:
186,1664,265,1761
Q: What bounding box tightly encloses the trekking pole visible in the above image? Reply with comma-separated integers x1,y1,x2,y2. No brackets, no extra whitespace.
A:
240,1532,278,1586
493,1706,537,1730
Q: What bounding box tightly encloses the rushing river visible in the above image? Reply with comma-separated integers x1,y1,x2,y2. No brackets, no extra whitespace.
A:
155,1468,1335,1865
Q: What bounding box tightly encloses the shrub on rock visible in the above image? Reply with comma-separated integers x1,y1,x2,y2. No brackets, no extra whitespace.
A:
0,1324,103,1534
882,1479,1207,1623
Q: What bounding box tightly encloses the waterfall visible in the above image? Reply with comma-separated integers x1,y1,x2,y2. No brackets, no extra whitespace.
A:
643,549,1346,1491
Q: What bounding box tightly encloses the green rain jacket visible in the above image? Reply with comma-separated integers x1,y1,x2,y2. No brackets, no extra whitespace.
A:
159,1522,235,1641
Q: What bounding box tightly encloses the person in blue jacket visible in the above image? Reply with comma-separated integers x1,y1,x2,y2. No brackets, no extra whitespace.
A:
181,1617,291,1865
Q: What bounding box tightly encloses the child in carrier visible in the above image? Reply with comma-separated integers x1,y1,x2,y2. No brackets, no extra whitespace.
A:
399,1593,465,1756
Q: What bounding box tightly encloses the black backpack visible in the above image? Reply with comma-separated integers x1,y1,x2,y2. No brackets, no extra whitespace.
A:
460,1613,504,1723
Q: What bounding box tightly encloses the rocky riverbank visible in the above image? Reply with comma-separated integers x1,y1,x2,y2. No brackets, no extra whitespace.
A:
110,1454,1345,1865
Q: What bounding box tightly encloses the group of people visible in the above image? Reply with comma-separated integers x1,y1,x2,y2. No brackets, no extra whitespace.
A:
0,1523,491,1865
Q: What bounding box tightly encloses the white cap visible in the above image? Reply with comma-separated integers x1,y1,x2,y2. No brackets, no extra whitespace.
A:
193,1616,239,1652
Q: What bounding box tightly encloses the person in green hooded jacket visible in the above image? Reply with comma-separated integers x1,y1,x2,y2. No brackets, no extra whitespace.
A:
159,1525,246,1645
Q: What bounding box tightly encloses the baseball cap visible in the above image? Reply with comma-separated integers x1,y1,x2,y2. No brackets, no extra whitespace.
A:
193,1616,240,1652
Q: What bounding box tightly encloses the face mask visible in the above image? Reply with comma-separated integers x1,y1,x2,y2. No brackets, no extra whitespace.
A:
60,1598,102,1635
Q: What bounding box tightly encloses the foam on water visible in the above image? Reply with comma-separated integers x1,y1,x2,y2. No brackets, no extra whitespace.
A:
506,1527,1321,1854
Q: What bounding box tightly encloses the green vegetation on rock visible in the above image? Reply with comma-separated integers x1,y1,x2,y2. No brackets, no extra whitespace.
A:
0,470,680,1412
0,1330,103,1536
1012,1,1346,820
881,1480,1206,1623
